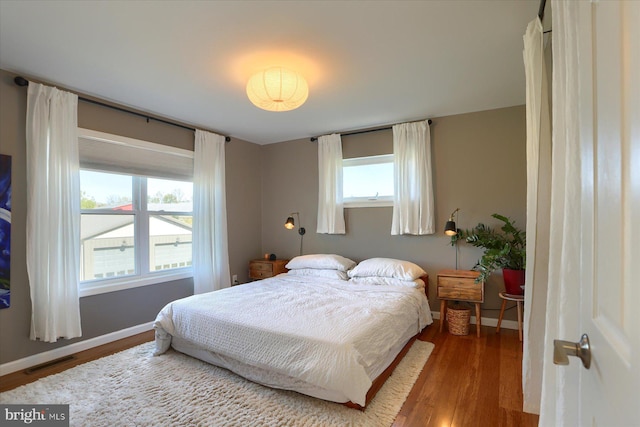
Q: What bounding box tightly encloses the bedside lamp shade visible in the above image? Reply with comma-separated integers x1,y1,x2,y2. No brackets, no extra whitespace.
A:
444,220,457,236
444,208,460,236
284,216,295,230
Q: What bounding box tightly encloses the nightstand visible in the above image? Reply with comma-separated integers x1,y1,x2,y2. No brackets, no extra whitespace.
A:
249,259,289,280
437,269,484,337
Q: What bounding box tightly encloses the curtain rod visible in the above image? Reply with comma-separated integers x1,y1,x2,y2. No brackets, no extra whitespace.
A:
13,76,231,142
538,0,547,21
309,118,433,142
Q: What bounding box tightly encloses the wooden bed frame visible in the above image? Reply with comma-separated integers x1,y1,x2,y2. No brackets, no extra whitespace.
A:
345,274,429,410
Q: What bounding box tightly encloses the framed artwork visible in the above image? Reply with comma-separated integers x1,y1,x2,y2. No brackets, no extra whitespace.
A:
0,154,10,309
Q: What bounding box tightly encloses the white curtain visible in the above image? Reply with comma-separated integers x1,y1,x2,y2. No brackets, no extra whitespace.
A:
391,120,434,235
522,16,552,415
26,82,81,342
317,133,346,234
192,130,230,294
539,1,583,424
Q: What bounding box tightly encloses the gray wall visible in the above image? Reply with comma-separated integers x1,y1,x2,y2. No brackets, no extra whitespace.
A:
0,69,262,364
261,106,527,320
0,65,525,366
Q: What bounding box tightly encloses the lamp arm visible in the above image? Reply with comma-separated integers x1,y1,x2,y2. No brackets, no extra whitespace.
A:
290,212,304,255
290,212,306,235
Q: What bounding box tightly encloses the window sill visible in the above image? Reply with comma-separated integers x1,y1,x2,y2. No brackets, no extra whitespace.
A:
79,269,193,297
344,200,393,208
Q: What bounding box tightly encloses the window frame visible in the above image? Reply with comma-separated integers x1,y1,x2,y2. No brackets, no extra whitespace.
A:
77,129,194,298
342,154,394,208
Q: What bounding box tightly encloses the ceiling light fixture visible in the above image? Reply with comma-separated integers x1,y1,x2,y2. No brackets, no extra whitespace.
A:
246,67,309,112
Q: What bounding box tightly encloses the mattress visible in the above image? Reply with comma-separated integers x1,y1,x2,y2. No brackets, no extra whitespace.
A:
153,274,432,406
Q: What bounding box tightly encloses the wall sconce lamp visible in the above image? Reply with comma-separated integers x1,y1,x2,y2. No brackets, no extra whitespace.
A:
285,212,306,255
444,208,460,270
444,208,460,236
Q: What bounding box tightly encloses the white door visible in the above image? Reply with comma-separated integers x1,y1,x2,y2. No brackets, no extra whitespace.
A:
565,1,640,425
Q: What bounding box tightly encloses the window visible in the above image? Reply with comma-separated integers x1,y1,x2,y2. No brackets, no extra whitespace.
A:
343,154,394,207
78,128,194,296
80,171,193,293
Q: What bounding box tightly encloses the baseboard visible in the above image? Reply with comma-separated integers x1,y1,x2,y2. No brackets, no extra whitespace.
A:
432,312,520,331
0,322,154,377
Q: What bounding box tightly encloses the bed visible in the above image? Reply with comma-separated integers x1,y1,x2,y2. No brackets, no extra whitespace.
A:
153,255,433,408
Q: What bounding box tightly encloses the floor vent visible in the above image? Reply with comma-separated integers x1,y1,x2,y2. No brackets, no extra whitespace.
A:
23,355,76,375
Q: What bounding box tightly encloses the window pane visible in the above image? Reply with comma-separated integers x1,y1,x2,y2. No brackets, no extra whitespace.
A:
148,178,193,212
149,215,192,272
80,170,133,210
343,162,394,198
80,214,135,281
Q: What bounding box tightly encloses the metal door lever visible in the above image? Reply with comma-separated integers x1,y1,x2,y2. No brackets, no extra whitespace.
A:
553,334,591,369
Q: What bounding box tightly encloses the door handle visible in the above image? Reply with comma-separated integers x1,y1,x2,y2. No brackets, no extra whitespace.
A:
553,333,591,369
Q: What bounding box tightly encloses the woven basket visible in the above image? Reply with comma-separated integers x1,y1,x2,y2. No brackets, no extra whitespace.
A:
447,305,471,336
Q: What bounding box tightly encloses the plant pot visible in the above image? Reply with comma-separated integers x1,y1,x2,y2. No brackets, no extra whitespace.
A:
503,268,525,295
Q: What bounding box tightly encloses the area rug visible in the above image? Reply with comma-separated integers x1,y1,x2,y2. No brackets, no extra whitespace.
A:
0,340,434,427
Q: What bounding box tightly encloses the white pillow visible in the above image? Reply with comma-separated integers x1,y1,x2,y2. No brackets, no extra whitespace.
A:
349,276,425,288
286,254,356,272
287,268,349,281
348,257,426,280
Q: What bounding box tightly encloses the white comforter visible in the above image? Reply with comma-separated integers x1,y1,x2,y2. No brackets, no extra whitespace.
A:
153,274,432,406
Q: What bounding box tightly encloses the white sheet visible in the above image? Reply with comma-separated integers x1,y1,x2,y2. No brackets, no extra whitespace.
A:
154,274,432,406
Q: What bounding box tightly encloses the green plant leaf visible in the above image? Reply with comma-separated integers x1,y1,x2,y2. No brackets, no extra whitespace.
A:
459,213,526,281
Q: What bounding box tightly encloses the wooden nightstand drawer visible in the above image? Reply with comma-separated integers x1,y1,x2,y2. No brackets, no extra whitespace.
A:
437,276,483,302
438,276,478,288
249,268,272,279
249,259,288,280
250,262,272,272
437,285,482,302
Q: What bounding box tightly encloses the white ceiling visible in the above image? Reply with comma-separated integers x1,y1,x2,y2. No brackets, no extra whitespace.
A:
0,0,540,145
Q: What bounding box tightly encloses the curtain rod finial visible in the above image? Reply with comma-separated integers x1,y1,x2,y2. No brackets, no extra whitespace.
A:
14,76,29,86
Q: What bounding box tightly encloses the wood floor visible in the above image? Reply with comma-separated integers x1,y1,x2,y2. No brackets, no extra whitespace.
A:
0,320,539,426
396,321,539,426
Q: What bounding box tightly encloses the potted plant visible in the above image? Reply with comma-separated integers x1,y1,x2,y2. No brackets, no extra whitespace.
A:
456,213,526,295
